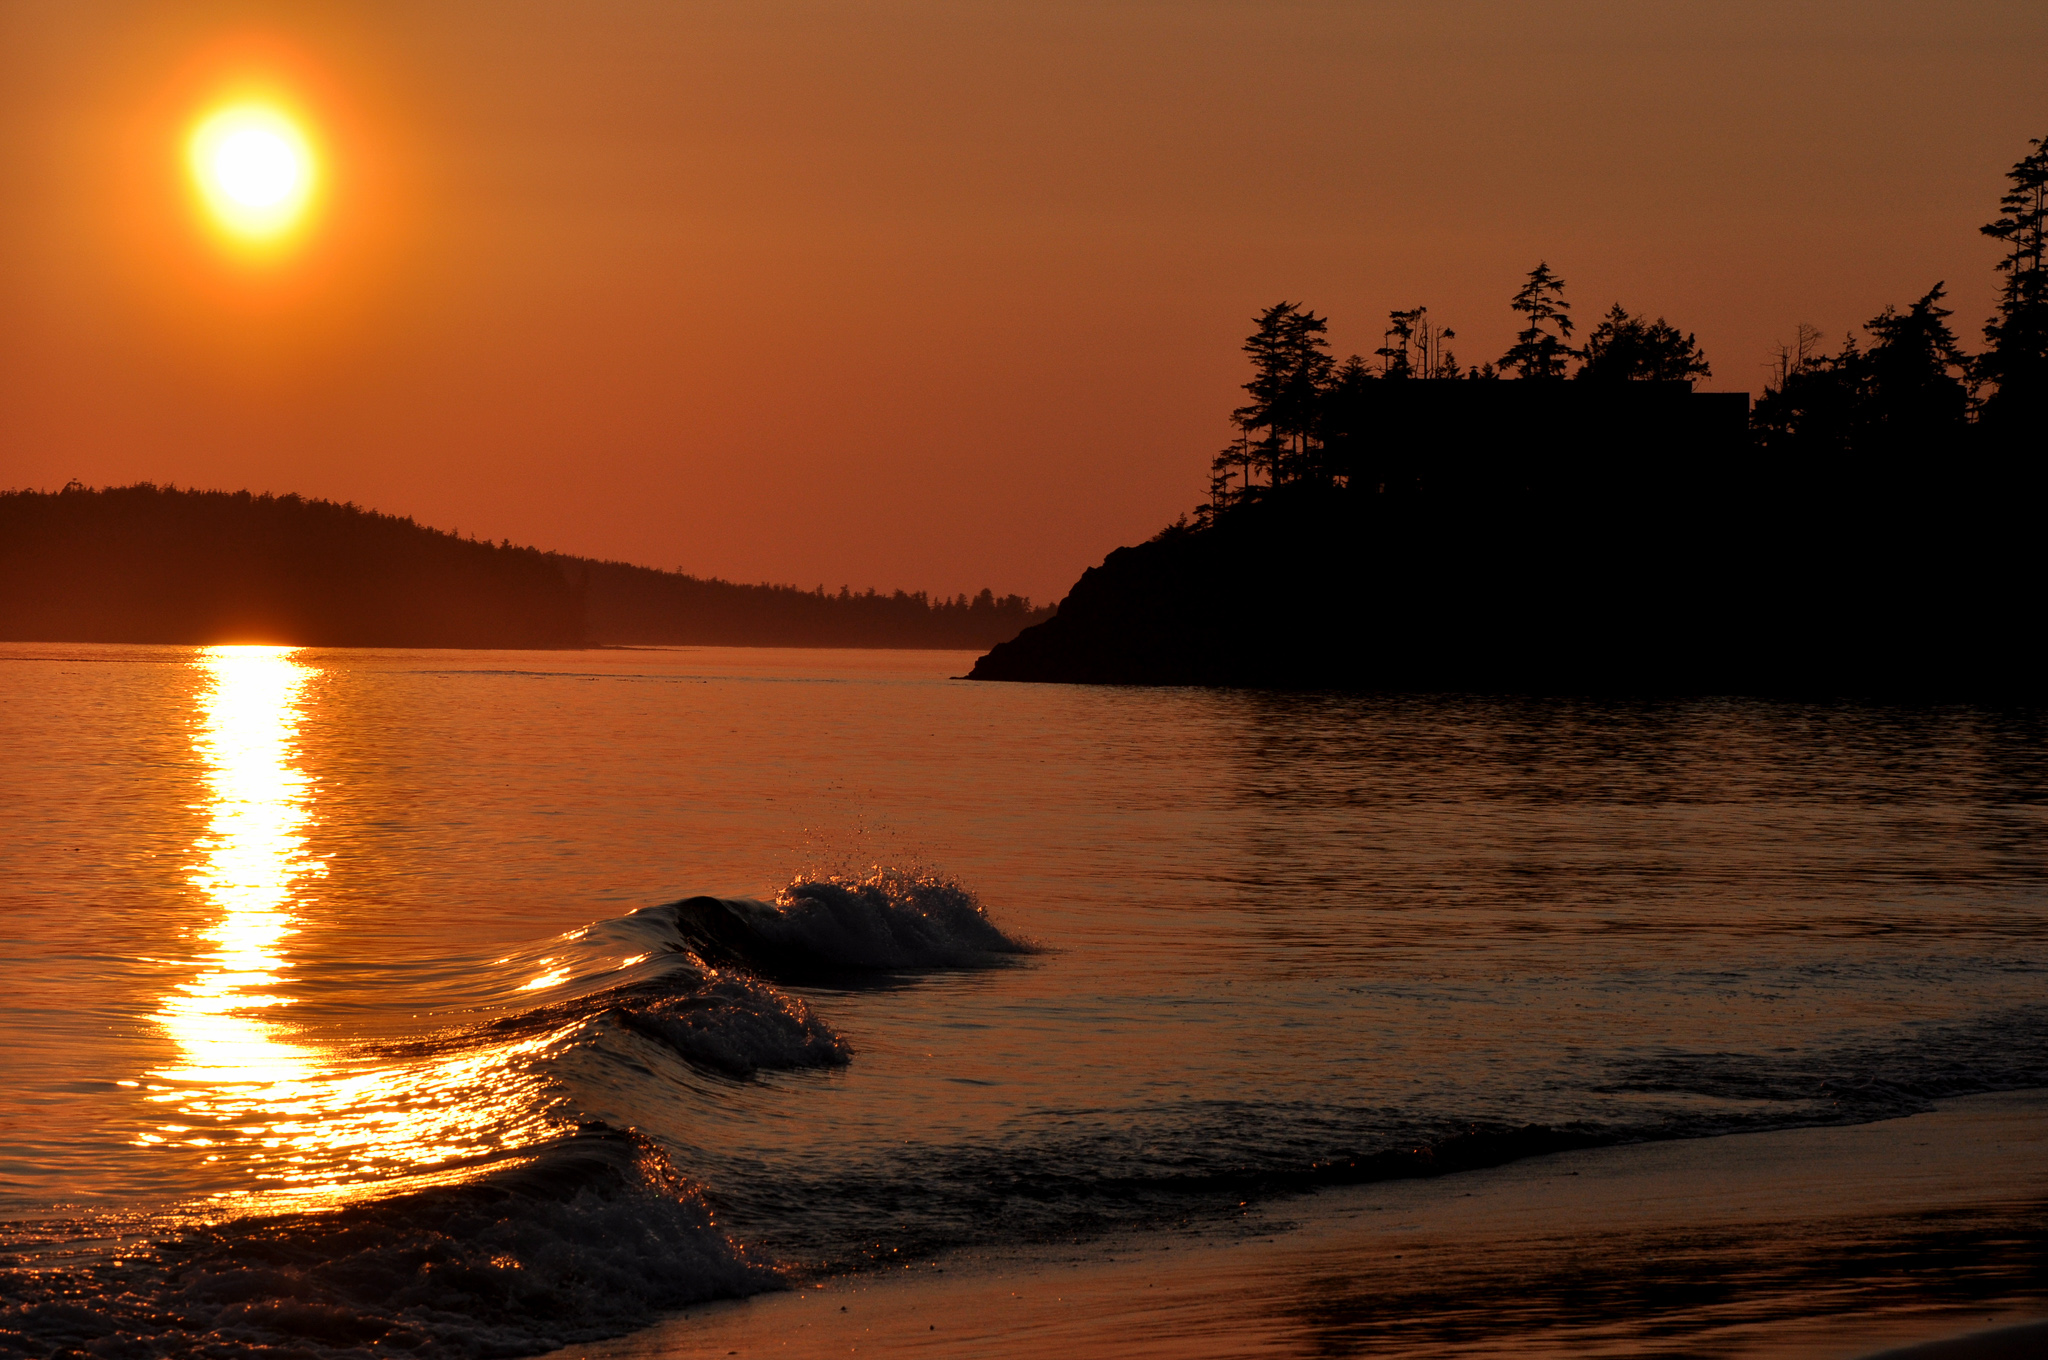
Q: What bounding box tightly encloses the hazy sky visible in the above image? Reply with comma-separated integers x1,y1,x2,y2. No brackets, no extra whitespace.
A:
3,1,2043,601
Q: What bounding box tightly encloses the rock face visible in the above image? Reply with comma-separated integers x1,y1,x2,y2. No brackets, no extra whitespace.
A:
969,487,2042,695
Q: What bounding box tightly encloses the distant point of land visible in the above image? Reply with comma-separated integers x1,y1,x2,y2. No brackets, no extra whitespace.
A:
974,135,2048,695
0,483,1052,651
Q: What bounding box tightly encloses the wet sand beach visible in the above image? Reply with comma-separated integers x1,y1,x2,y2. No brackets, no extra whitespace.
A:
554,1090,2046,1359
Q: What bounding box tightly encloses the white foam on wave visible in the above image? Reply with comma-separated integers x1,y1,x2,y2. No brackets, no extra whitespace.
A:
0,1127,776,1360
670,868,1034,980
608,973,851,1076
0,872,1038,1358
404,866,1032,1087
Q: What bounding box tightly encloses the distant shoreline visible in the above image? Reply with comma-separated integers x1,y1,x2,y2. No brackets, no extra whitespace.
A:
0,639,993,656
0,484,1052,652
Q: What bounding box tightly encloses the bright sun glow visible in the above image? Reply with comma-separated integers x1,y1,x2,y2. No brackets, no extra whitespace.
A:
149,648,560,1206
188,103,318,244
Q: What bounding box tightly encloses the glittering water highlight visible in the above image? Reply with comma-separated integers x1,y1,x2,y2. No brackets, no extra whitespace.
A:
2,642,2045,1357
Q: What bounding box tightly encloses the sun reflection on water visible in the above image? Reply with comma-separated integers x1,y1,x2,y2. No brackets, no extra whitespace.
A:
159,646,320,1088
147,647,560,1204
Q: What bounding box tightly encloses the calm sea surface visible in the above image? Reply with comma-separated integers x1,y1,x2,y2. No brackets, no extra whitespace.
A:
2,642,2045,1357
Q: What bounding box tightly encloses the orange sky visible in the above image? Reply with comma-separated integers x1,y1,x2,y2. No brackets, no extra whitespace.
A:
2,2,2043,603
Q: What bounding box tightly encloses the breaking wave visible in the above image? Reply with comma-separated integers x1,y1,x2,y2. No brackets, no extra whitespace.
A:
0,869,1031,1360
0,1127,767,1360
670,868,1037,983
6,868,2039,1359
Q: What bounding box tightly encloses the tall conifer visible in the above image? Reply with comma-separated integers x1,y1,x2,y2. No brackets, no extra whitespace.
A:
1978,134,2048,431
1232,303,1333,486
1577,305,1711,382
1499,263,1577,379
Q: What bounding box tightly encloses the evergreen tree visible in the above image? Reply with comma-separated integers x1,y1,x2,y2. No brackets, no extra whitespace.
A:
1319,354,1380,493
1576,304,1711,382
1209,417,1257,507
1328,352,1375,395
1232,302,1334,486
1499,262,1577,379
1859,284,1972,455
1752,335,1862,461
1978,133,2048,432
1752,286,1970,472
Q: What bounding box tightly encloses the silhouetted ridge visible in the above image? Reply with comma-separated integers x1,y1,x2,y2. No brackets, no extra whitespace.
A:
968,478,2038,694
579,558,1052,649
972,131,2048,695
0,485,582,649
0,484,1052,649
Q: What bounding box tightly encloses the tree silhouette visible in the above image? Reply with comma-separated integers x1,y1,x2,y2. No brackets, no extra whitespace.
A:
1767,323,1827,393
1752,285,1970,471
1576,305,1711,382
1753,335,1860,461
1376,308,1420,378
1978,132,2048,433
1232,302,1334,486
1210,416,1257,507
1319,353,1384,494
1420,318,1461,379
1500,263,1577,379
1860,284,1972,456
1377,306,1459,379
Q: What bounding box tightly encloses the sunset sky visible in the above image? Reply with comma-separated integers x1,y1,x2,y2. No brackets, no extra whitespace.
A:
2,2,2043,602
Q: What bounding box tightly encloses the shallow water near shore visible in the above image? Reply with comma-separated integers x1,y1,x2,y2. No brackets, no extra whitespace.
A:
556,1089,2048,1359
3,642,2045,1356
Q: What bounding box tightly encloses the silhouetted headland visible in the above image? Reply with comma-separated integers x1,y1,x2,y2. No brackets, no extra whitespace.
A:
0,483,1052,650
974,135,2048,695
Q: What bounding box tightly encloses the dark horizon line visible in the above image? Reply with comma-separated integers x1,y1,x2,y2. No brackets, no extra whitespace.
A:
12,478,1047,614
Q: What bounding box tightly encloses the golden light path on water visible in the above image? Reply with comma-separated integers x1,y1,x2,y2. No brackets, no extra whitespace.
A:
145,647,561,1206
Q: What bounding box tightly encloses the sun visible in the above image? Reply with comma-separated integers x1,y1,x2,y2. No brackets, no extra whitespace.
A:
188,103,319,245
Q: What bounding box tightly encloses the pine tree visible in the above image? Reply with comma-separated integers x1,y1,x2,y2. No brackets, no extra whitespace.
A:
1978,133,2048,432
1232,302,1334,487
1860,284,1971,454
1577,304,1711,382
1499,262,1577,379
1752,286,1970,468
1319,354,1379,493
1752,334,1861,461
1209,417,1256,508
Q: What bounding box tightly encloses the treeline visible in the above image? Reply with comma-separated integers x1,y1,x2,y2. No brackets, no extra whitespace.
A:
0,483,1051,650
975,130,2048,693
1204,131,2046,508
582,558,1051,648
1207,268,1719,503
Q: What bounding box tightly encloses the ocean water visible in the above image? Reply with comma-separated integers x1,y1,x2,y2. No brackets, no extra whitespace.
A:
2,642,2045,1358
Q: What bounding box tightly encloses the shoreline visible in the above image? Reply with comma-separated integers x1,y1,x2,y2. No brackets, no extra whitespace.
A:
548,1090,2047,1359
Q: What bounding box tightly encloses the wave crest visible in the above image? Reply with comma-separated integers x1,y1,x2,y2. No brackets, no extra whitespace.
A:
668,869,1033,983
609,974,852,1076
0,1126,774,1360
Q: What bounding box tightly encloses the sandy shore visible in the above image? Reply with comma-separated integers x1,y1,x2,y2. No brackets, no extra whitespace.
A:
1860,1319,2048,1359
547,1090,2046,1359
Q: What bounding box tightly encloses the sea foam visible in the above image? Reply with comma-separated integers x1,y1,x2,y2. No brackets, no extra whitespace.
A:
0,1127,771,1360
668,868,1035,983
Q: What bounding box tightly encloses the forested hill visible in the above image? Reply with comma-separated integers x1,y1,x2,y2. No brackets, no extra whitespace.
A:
966,476,2044,695
0,484,1052,650
972,130,2048,694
